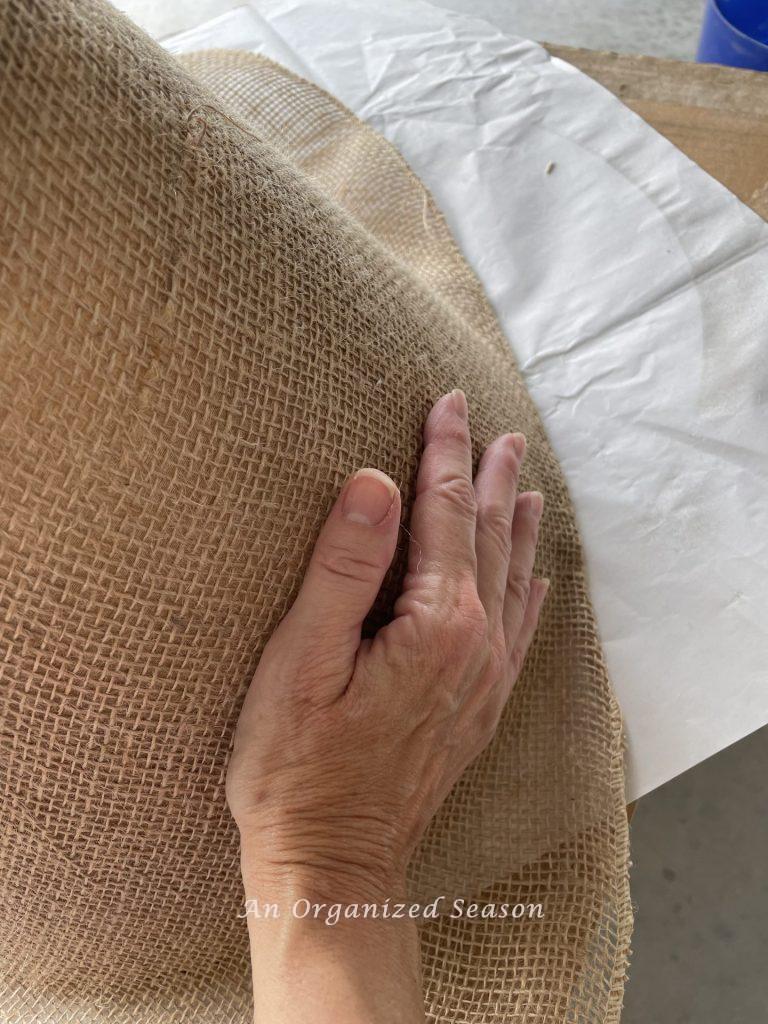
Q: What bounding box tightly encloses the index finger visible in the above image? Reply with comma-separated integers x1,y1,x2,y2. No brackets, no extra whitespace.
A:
406,390,477,584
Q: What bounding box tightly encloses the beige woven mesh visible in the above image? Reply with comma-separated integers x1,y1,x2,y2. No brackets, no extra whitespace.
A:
0,1,631,1021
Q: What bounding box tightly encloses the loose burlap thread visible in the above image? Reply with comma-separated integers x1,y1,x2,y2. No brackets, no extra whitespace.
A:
0,1,631,1021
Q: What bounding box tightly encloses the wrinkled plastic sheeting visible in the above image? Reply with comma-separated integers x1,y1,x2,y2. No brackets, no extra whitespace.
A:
156,0,768,801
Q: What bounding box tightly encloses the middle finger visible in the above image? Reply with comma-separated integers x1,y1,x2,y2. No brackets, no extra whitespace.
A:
406,390,477,588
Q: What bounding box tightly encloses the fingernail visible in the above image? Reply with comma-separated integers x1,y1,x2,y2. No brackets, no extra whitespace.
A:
450,389,468,419
509,432,526,458
342,469,397,526
539,578,551,605
528,491,544,520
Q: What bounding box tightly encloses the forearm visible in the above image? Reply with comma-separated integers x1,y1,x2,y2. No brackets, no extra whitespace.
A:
240,842,426,1024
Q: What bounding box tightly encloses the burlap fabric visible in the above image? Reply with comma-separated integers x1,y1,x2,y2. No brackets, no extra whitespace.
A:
0,1,631,1020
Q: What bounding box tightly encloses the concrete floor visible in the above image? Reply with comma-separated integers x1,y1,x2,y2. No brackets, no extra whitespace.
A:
624,726,768,1022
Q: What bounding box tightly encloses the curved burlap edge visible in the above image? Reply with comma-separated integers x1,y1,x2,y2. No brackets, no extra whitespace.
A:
179,48,515,366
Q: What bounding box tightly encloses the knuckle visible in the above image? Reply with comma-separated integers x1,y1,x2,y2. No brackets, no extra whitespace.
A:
468,642,505,707
315,541,387,585
505,570,531,611
447,585,488,653
431,475,477,519
477,503,512,555
430,422,471,448
485,633,507,686
289,646,347,704
508,644,525,680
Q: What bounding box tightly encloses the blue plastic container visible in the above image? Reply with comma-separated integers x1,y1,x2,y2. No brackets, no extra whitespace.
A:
697,0,768,70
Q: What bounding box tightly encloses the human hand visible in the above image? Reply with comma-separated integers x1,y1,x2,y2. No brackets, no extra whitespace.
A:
226,390,547,904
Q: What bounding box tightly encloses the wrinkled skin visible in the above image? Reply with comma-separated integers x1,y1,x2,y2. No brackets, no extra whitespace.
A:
226,390,547,905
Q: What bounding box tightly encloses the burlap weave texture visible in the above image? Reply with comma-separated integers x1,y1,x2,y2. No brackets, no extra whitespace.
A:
0,1,631,1021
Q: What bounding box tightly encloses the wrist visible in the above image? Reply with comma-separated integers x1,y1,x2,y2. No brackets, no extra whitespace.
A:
238,829,410,908
237,838,425,1024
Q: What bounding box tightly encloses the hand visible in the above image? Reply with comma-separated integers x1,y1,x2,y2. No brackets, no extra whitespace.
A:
227,390,547,899
227,390,547,1024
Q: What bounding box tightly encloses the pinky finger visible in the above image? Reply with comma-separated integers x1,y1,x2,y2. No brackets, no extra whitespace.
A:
508,577,550,683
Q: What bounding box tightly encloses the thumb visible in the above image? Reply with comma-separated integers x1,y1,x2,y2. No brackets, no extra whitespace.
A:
287,468,401,672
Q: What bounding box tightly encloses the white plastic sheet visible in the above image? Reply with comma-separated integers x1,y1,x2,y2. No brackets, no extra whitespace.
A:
124,0,768,801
